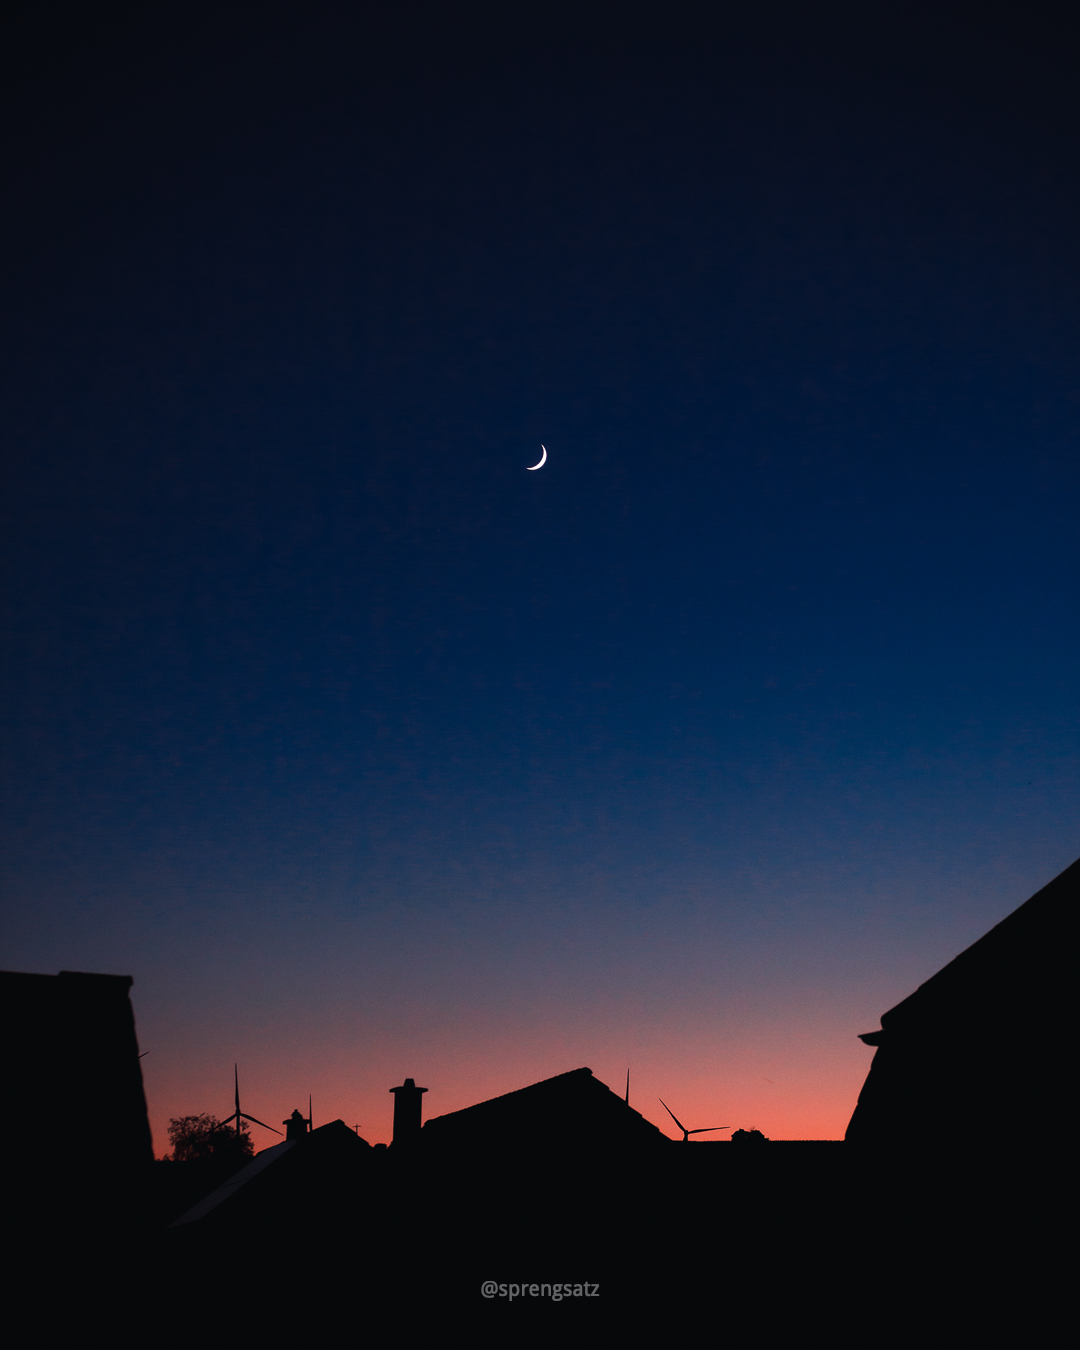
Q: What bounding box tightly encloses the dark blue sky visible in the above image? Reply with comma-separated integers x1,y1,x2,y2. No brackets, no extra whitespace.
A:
3,2,1077,1143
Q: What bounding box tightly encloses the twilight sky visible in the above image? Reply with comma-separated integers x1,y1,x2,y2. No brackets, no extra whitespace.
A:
2,1,1077,1149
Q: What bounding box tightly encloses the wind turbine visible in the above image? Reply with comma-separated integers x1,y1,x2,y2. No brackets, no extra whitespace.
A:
659,1098,729,1143
222,1064,283,1143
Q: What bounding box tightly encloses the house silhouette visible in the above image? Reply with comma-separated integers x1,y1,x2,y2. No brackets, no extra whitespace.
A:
418,1067,669,1158
1,968,153,1254
846,855,1075,1146
0,969,153,1172
166,1067,666,1233
169,1118,373,1229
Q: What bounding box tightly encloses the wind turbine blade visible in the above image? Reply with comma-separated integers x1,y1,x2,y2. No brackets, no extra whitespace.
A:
659,1099,687,1134
687,1126,729,1135
240,1112,283,1135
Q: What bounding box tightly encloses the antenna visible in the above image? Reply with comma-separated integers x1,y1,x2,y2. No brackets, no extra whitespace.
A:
222,1064,283,1143
659,1098,729,1143
308,1093,313,1133
625,1070,630,1106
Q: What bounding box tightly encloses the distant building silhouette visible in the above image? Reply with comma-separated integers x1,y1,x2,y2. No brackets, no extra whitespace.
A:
846,856,1075,1146
169,1119,373,1229
419,1067,669,1157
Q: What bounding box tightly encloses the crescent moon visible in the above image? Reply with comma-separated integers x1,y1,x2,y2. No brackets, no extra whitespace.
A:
526,445,547,471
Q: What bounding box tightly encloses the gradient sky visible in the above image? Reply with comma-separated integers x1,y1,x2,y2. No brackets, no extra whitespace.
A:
2,2,1077,1149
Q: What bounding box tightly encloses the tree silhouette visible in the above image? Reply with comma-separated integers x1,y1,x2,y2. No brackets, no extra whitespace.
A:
167,1114,254,1164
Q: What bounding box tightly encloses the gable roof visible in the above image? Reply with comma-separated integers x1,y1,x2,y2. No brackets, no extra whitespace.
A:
419,1067,669,1154
864,854,1076,1043
169,1119,373,1228
846,856,1076,1143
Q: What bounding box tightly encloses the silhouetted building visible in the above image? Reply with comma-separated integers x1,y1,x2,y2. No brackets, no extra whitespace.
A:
389,1077,427,1146
846,856,1075,1147
169,1119,373,1230
419,1066,669,1158
1,969,153,1174
1,968,153,1245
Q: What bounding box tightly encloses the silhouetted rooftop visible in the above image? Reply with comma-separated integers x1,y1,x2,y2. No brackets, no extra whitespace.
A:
420,1066,669,1154
864,855,1075,1042
169,1119,373,1229
847,856,1075,1143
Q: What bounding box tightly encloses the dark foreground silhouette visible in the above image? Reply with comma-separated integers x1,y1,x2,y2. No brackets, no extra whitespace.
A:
5,855,1073,1332
79,1111,1066,1336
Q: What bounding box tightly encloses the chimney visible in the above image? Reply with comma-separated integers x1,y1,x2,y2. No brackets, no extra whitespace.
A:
389,1077,427,1146
284,1109,310,1141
